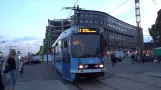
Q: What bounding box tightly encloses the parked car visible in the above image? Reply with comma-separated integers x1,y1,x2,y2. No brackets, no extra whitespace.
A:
24,58,41,65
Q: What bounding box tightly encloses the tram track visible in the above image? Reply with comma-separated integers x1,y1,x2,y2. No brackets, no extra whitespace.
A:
74,83,84,90
69,73,161,90
95,79,118,90
104,73,161,89
68,73,161,90
73,78,118,90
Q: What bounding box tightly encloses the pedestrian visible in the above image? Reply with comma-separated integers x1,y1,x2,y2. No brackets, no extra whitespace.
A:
130,53,135,64
134,54,137,64
136,53,141,63
142,54,145,64
2,49,19,90
19,59,24,75
111,52,116,66
0,69,5,90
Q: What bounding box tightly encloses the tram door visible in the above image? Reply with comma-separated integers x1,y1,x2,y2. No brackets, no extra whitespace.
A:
62,39,71,79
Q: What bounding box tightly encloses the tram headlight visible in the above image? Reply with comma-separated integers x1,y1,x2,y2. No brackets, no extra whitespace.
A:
79,64,84,69
99,64,104,68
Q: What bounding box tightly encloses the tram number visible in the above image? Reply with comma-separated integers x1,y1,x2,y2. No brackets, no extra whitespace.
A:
78,29,81,32
88,60,95,63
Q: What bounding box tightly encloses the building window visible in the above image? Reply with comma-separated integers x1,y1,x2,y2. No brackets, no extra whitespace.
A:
80,20,83,23
104,22,106,25
85,20,88,23
115,36,117,39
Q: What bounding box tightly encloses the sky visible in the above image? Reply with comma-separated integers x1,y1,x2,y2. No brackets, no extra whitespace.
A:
0,0,161,56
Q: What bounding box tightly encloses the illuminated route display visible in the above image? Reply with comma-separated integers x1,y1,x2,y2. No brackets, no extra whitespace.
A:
78,28,98,33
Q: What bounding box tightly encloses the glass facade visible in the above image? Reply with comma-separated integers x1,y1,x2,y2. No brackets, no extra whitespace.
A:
70,10,139,50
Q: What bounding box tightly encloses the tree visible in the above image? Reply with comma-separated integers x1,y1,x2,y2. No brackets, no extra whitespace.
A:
149,9,161,47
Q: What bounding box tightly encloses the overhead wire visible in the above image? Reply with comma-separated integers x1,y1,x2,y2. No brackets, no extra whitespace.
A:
109,0,130,14
66,0,79,19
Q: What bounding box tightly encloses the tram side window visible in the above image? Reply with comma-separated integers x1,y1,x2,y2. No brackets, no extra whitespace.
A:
64,39,70,62
55,40,62,62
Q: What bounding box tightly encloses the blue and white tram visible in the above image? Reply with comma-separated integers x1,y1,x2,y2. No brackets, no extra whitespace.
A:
52,26,106,82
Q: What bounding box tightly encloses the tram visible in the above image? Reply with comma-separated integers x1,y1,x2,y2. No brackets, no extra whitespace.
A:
52,26,106,82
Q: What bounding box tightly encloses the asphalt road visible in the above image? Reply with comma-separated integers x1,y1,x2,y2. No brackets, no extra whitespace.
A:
17,63,58,82
104,57,161,75
17,62,71,86
17,57,161,82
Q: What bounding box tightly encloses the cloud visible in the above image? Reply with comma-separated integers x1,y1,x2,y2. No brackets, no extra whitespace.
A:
0,36,43,56
12,36,43,43
0,36,3,38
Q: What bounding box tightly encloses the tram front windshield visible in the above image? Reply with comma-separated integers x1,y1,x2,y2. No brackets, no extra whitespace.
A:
72,34,101,58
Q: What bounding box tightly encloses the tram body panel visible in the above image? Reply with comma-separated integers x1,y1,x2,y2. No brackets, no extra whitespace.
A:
55,61,63,74
70,58,105,81
70,58,104,71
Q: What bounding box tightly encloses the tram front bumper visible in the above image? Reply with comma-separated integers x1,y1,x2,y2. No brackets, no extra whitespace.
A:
70,68,106,73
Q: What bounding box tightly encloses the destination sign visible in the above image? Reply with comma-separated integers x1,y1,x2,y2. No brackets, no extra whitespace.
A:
78,28,98,33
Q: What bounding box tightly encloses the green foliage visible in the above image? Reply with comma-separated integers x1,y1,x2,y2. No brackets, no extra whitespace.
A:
149,9,161,47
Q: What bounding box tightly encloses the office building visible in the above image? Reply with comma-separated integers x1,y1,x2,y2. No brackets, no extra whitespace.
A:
70,9,142,51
